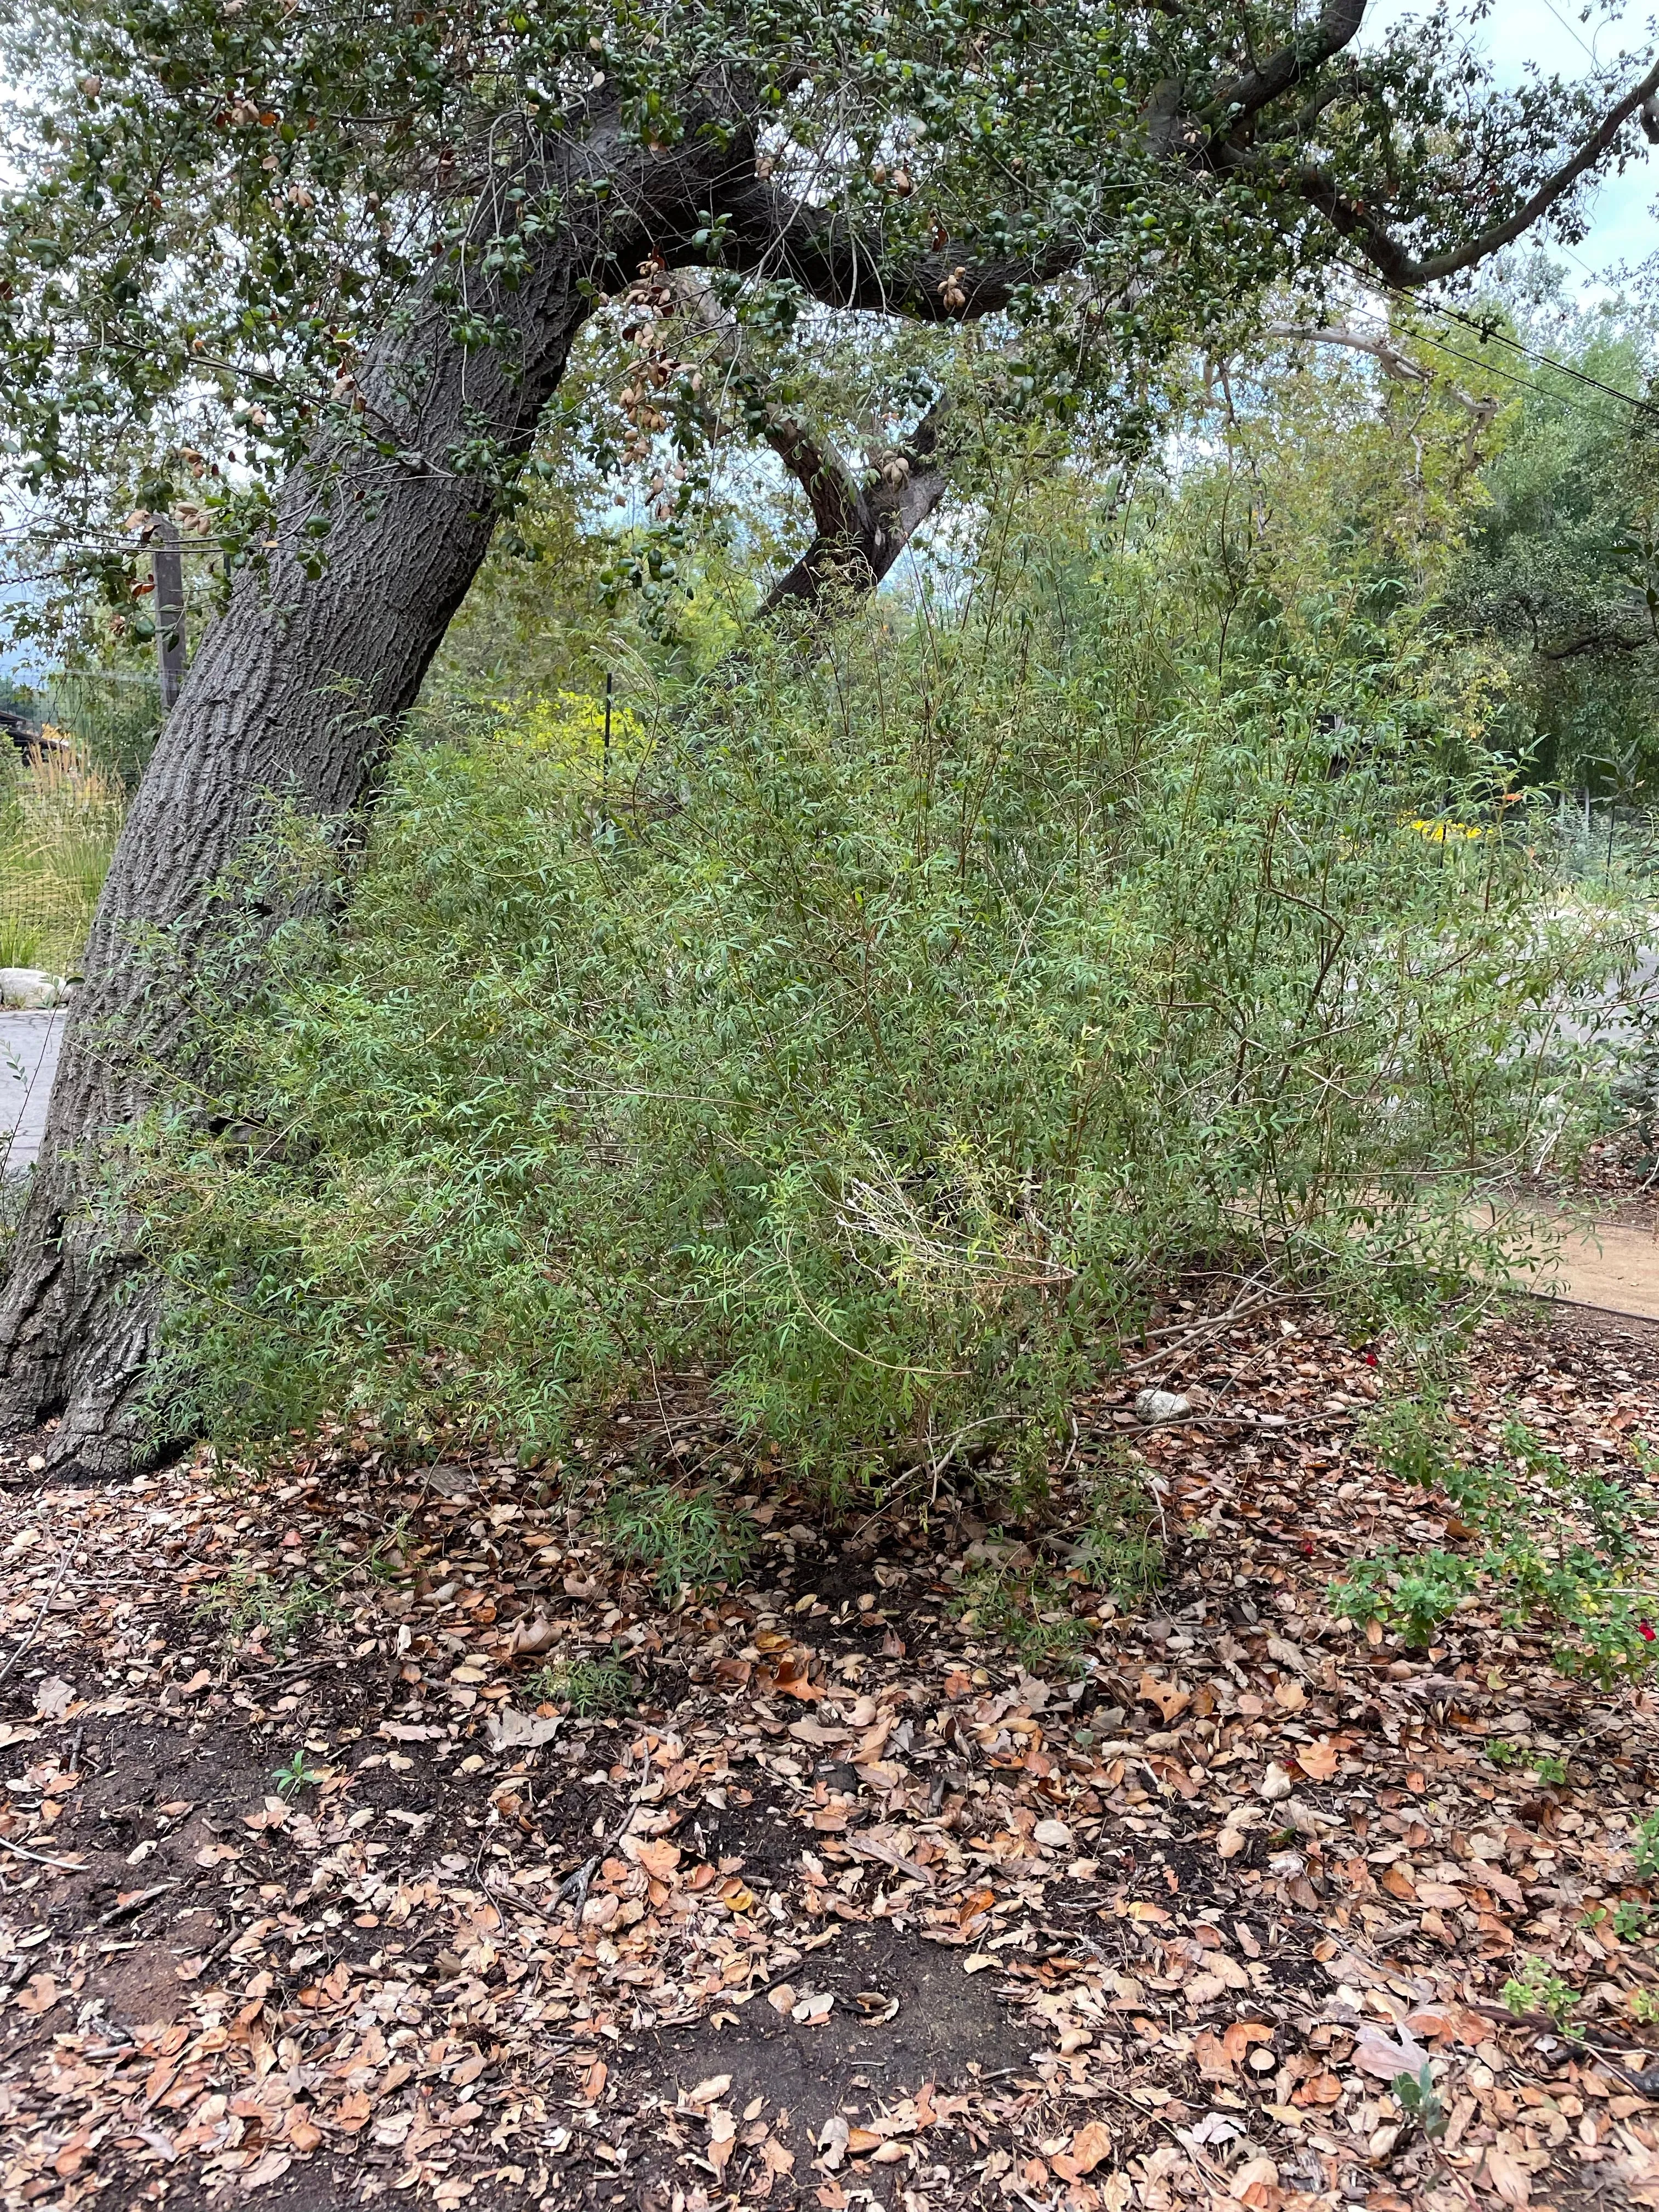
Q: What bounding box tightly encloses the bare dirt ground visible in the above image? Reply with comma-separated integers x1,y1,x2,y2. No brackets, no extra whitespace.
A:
1504,1216,1659,1325
2,1300,1659,2212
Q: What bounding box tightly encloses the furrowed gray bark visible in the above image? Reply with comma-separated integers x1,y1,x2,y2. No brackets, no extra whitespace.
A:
0,114,777,1472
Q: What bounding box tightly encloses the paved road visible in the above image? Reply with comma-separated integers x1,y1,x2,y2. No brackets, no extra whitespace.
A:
0,1009,65,1172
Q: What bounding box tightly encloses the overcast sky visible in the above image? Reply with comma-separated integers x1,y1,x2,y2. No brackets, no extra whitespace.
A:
1367,0,1659,281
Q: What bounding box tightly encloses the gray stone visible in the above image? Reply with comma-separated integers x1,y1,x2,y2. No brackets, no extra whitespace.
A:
0,967,70,1009
0,1007,66,1171
1134,1386,1191,1425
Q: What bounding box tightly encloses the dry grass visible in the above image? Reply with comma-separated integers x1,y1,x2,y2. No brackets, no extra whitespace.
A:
0,727,125,972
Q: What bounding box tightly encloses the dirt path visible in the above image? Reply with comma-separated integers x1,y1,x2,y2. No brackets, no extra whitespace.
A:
1537,1215,1659,1322
1512,1211,1659,1324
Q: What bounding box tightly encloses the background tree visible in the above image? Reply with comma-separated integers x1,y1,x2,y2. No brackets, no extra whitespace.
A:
0,0,1656,1470
1432,281,1659,797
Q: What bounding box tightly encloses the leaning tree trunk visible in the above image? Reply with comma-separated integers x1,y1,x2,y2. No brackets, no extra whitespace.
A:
0,116,753,1474
0,94,1004,1475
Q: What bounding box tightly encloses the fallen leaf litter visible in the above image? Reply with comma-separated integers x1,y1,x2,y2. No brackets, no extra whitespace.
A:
0,1301,1657,2212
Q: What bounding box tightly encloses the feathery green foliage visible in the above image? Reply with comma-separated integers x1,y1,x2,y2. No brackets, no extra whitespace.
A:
601,1484,757,1599
131,479,1627,1499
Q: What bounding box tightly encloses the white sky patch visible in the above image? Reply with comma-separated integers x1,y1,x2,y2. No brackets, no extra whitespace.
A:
1364,0,1659,282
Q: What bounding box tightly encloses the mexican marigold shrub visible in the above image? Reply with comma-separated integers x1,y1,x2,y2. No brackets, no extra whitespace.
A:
136,551,1629,1499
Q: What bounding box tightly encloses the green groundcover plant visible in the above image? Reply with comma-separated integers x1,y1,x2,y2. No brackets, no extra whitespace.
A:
1330,1400,1659,1685
131,494,1632,1503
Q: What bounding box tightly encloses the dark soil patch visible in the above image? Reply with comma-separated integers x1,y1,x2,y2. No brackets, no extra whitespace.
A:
3,1297,1659,2208
643,1928,1032,2135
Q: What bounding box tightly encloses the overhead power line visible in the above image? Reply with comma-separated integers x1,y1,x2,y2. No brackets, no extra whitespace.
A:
1333,257,1659,419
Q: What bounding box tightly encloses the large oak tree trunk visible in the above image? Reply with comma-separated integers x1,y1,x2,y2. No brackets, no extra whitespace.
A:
0,120,751,1473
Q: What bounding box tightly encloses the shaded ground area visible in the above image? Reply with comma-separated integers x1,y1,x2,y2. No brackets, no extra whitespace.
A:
1,1302,1658,2212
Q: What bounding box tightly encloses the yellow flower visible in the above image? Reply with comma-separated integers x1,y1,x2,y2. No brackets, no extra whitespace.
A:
496,689,648,772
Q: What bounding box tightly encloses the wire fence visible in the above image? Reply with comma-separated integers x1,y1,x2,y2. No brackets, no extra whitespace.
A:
0,671,157,977
41,669,163,793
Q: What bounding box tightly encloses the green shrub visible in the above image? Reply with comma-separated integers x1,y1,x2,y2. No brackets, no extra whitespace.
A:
133,505,1628,1490
1365,1393,1510,1528
600,1483,755,1599
954,1548,1088,1669
1333,1408,1658,1680
272,1748,325,1798
1329,1548,1480,1647
527,1656,636,1716
1073,1454,1165,1606
1391,2061,1448,2143
1503,1956,1581,2035
195,1526,403,1646
1365,1393,1462,1494
197,1563,342,1645
1502,1413,1638,1560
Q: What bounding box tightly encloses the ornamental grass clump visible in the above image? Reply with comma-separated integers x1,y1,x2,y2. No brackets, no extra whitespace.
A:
0,729,125,973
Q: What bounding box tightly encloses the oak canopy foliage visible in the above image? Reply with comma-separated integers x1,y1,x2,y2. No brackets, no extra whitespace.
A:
1,0,1655,630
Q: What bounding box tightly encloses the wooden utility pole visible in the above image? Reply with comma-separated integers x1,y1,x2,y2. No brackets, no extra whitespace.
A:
152,518,185,712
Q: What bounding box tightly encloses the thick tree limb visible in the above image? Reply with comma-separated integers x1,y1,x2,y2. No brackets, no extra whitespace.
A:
713,33,1659,331
1542,627,1649,660
1233,53,1659,286
672,272,957,618
712,176,1060,320
708,2,1656,320
1213,0,1368,126
759,397,954,616
673,275,864,543
1265,319,1498,473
